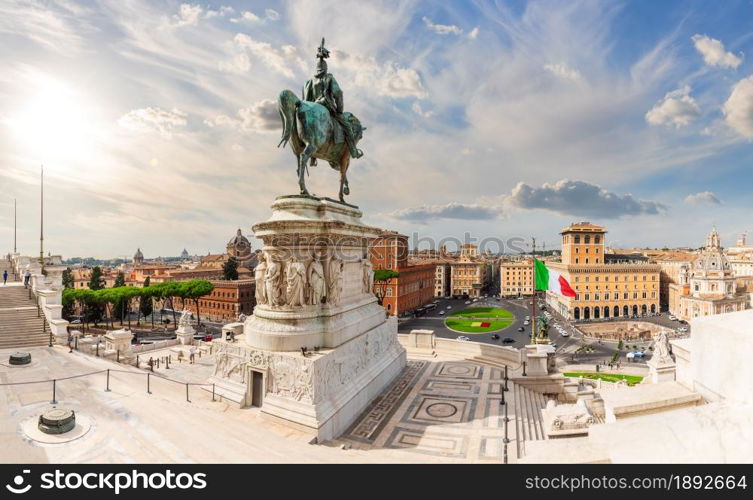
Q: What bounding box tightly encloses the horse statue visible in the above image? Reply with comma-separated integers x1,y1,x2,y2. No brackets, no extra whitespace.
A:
277,89,364,203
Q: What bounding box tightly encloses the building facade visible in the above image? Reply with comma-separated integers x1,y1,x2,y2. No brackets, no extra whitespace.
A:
448,244,488,298
187,279,256,323
670,229,748,321
500,259,534,297
370,232,434,316
546,222,661,320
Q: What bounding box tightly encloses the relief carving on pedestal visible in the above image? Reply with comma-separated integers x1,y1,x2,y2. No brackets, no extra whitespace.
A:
254,256,268,305
361,253,374,295
307,254,326,305
268,356,313,402
285,257,307,307
264,251,286,307
327,257,343,306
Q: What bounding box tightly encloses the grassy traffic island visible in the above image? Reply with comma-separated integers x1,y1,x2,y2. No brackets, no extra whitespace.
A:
444,306,514,334
564,372,644,386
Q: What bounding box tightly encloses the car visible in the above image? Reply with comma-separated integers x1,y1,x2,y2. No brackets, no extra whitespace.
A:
446,306,452,309
456,336,471,341
529,301,533,305
517,326,524,332
473,298,478,302
465,301,471,304
502,337,515,344
491,334,500,340
561,331,570,337
525,316,531,321
439,311,445,315
523,320,530,325
551,343,557,348
677,327,688,332
668,315,677,321
678,320,687,324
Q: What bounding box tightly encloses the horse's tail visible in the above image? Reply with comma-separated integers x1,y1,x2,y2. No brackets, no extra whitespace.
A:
277,89,299,148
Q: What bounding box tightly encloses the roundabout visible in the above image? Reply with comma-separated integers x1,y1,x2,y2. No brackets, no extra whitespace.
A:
444,307,514,334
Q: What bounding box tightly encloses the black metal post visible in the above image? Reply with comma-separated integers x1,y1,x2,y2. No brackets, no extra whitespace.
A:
522,361,527,376
147,372,151,394
75,336,78,351
503,401,510,464
96,342,99,357
117,350,120,363
503,365,509,392
212,383,215,402
185,383,190,403
500,386,505,406
48,329,52,348
136,355,139,368
51,379,57,404
105,369,111,392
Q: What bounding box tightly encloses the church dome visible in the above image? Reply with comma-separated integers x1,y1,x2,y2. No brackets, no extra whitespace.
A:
133,248,144,261
692,228,731,275
227,228,250,247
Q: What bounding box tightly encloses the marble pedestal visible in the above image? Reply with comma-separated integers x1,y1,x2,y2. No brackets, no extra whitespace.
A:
176,325,195,345
647,356,676,384
211,196,406,442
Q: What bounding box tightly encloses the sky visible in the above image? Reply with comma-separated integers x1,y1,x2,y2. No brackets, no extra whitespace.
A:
1,0,753,258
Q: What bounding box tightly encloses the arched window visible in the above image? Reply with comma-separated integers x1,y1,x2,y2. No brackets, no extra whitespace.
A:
585,235,591,244
595,236,600,244
614,305,620,317
574,307,580,320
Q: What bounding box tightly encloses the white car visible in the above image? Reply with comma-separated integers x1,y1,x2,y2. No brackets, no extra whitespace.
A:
668,315,677,321
561,331,570,337
523,320,530,326
677,327,688,332
473,298,478,302
465,301,471,305
456,336,471,341
446,306,452,309
439,311,445,315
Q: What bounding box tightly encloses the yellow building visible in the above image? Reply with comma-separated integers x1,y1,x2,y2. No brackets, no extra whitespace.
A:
546,222,661,320
500,259,534,297
450,245,488,297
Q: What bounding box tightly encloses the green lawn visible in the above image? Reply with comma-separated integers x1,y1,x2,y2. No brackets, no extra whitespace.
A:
445,318,513,334
448,307,514,319
564,372,644,386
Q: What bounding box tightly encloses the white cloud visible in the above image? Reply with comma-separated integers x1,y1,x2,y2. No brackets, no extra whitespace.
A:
467,27,479,40
117,107,187,138
411,102,434,118
544,62,582,81
422,16,462,35
228,34,303,78
645,86,701,128
205,6,234,19
506,180,667,218
691,34,742,69
684,191,721,205
205,99,278,134
265,9,280,21
173,3,202,27
387,202,499,222
230,11,260,24
723,75,753,139
332,50,427,99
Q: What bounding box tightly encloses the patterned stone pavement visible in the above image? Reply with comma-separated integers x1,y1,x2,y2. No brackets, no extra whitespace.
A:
342,359,520,462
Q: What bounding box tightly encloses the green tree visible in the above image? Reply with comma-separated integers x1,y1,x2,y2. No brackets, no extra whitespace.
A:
183,280,214,325
61,267,75,320
86,267,106,326
62,267,74,289
373,269,400,306
112,271,127,324
222,256,239,280
88,266,105,290
138,276,153,326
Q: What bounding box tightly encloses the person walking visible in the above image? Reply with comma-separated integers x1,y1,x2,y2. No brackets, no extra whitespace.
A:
67,327,74,353
2,270,7,285
23,270,30,288
189,345,196,364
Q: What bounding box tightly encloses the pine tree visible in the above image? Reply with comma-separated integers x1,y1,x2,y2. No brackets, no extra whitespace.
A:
112,271,127,324
139,276,153,326
222,256,239,280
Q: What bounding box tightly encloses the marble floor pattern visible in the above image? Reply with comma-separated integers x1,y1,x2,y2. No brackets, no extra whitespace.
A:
341,359,522,462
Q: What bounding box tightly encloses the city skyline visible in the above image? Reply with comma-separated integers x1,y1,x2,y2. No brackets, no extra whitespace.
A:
2,0,753,258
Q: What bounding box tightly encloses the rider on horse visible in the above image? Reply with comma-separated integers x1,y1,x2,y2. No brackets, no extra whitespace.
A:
302,39,363,165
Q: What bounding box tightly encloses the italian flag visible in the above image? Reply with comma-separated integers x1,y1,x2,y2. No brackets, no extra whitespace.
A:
534,258,576,298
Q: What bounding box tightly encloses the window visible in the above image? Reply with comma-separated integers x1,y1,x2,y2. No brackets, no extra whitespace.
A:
595,236,600,244
574,235,580,244
585,235,591,244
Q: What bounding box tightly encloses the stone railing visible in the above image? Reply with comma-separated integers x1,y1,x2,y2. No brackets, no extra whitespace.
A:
398,330,522,367
12,254,69,344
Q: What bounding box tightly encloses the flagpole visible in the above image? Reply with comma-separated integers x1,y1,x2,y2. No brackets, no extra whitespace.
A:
531,236,536,345
13,198,17,254
39,165,44,273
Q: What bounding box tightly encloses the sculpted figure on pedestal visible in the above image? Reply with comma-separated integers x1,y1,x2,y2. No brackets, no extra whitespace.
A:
178,309,192,329
286,257,307,307
307,255,326,305
254,256,268,305
327,257,343,306
653,330,672,363
264,252,285,307
362,255,373,295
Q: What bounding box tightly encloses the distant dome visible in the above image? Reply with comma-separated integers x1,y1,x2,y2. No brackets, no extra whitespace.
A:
693,228,731,275
227,228,250,247
133,248,144,262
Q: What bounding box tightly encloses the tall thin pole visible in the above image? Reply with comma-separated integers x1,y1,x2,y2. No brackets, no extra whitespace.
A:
39,165,44,272
531,237,536,345
13,198,17,254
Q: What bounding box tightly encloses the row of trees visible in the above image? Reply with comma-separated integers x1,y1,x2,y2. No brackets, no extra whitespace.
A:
62,275,214,332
